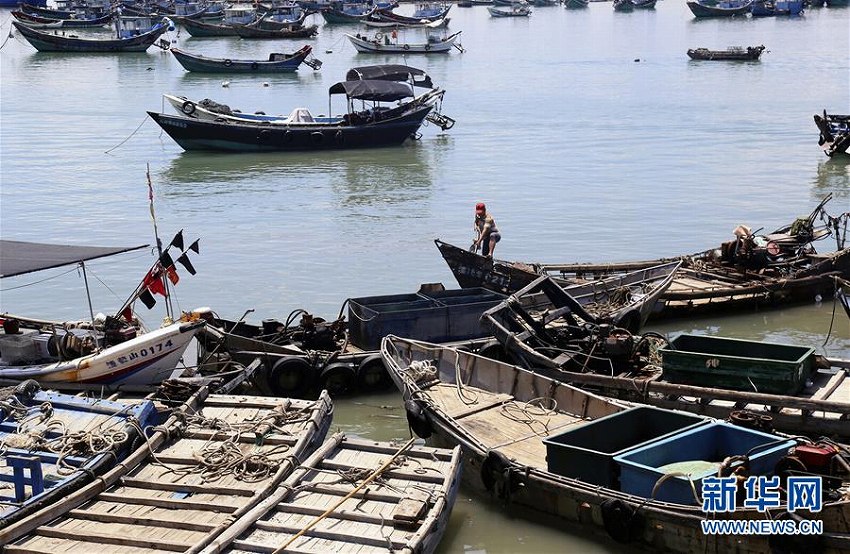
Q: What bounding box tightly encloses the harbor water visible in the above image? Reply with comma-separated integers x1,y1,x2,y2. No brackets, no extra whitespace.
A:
1,1,849,551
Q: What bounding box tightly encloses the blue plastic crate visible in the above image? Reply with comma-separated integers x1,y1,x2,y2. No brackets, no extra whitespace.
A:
542,406,708,488
614,422,796,505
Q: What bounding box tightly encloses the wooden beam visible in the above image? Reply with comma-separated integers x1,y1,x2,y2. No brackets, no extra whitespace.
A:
320,461,444,484
33,527,193,552
97,492,239,513
68,508,218,532
120,477,256,497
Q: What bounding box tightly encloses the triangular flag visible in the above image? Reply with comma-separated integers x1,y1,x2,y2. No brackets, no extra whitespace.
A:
166,266,179,285
160,251,175,269
176,253,197,275
188,239,200,254
139,289,157,309
169,230,184,251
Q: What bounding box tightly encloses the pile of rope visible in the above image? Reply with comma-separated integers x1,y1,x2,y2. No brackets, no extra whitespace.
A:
406,360,438,385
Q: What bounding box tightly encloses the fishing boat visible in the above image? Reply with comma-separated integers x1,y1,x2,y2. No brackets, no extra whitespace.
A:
814,110,850,157
11,17,172,52
632,0,657,8
613,0,635,11
11,10,114,29
751,0,804,14
686,0,754,16
18,2,102,20
232,22,319,39
687,45,766,60
149,64,450,152
480,274,850,438
193,283,499,397
0,381,159,528
171,45,320,73
0,390,334,549
198,433,462,554
0,235,206,392
563,0,589,8
179,3,259,36
381,336,850,554
346,30,462,53
320,3,377,23
434,195,850,320
487,4,531,15
366,2,451,24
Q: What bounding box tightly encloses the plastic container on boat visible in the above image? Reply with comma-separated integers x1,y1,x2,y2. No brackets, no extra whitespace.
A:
542,406,708,488
614,422,796,505
660,334,815,395
347,287,505,350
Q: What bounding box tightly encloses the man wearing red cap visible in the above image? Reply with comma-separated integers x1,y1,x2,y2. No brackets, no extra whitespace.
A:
473,202,501,258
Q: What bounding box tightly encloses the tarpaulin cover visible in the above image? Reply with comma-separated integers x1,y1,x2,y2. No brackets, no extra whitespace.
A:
0,240,148,278
328,79,415,101
345,65,434,88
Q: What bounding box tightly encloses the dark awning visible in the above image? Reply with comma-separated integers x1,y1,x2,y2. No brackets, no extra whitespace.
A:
345,65,434,89
328,80,414,101
0,240,148,278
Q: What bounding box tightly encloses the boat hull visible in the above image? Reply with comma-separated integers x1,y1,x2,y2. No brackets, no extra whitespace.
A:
12,20,168,52
347,32,459,53
687,0,754,16
148,104,435,152
170,46,310,72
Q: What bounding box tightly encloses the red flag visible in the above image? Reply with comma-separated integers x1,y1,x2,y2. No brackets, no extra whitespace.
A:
143,267,167,297
121,306,133,323
166,265,179,285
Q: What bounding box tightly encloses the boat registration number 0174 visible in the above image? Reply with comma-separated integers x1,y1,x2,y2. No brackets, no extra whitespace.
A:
105,339,175,369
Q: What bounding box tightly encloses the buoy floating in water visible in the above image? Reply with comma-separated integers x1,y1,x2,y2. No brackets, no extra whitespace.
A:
222,81,230,88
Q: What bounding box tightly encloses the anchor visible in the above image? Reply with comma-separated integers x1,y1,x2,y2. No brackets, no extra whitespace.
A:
425,111,456,131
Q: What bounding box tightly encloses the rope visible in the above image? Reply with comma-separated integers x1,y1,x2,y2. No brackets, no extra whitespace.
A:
405,360,437,384
454,350,478,405
498,397,557,436
0,266,79,292
104,114,150,154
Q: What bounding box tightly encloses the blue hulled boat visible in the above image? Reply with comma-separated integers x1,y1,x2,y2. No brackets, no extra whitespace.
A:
0,381,158,528
751,0,804,15
12,17,173,52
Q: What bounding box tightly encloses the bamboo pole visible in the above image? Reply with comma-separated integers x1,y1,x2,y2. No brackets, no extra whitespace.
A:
272,437,416,554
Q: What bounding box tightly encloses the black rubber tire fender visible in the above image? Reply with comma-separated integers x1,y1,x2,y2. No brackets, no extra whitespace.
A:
181,100,196,115
356,353,393,391
319,362,357,397
269,355,313,398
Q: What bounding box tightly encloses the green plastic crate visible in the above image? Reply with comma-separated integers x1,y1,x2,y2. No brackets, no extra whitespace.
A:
660,334,814,395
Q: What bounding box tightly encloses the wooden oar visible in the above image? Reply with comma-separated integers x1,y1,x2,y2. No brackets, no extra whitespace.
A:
272,437,416,553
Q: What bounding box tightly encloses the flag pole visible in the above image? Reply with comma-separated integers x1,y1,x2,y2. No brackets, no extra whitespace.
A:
147,164,173,321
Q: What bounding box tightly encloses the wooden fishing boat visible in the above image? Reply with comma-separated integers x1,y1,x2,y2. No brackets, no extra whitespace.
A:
199,433,462,554
814,110,850,157
0,238,205,391
687,0,754,16
381,336,850,554
563,0,589,8
18,2,99,20
435,195,850,320
171,45,320,73
193,283,500,397
613,0,635,11
0,390,334,549
346,31,462,53
366,3,451,25
232,22,319,39
480,274,850,439
11,18,171,52
11,10,114,29
632,0,657,8
0,381,159,528
487,4,531,15
149,71,448,151
687,45,766,60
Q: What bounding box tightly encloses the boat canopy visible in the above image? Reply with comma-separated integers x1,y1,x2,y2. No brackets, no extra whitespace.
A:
345,65,434,88
0,240,148,278
328,79,415,101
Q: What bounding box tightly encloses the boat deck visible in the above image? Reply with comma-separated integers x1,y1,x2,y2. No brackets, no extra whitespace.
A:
422,382,589,468
7,394,330,554
211,434,461,553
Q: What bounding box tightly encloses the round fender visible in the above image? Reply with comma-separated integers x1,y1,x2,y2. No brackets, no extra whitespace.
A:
181,100,196,115
424,43,431,51
476,339,511,363
269,355,313,398
404,398,432,438
319,362,356,397
251,61,259,70
283,130,294,143
223,58,233,67
334,129,344,144
13,379,40,400
310,131,324,144
374,32,383,40
480,449,513,494
356,353,393,391
600,498,644,543
403,43,410,50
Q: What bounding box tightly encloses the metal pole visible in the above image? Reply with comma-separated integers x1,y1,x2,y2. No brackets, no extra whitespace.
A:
80,261,97,329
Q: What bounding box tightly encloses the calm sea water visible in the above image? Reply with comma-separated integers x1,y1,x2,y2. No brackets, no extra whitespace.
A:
1,2,849,551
